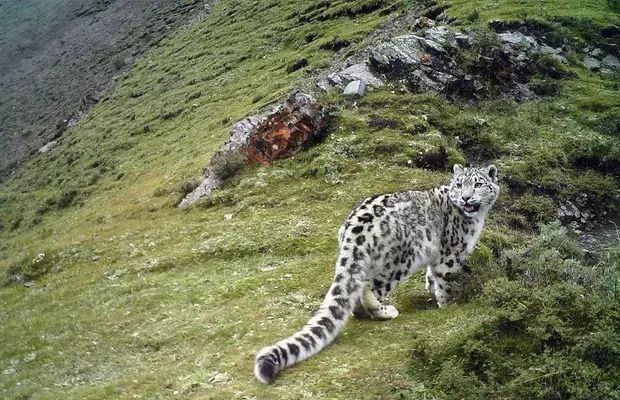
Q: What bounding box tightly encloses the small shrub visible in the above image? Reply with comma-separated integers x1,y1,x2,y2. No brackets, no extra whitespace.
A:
304,32,319,43
210,151,246,182
411,223,619,399
319,37,351,51
87,172,101,186
9,216,22,231
414,146,441,169
507,193,556,229
286,58,308,73
112,56,124,70
178,179,200,197
196,189,237,209
1,252,60,287
160,108,183,120
466,10,480,22
185,91,201,101
530,78,560,96
458,28,507,89
56,189,78,209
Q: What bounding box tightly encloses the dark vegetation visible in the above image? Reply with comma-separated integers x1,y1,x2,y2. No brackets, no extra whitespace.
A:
412,224,620,400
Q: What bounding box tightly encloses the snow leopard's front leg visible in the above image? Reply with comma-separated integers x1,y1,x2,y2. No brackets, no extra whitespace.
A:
429,262,462,308
425,267,435,293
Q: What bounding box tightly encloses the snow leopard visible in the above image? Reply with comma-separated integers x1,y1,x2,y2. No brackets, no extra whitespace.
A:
255,164,499,384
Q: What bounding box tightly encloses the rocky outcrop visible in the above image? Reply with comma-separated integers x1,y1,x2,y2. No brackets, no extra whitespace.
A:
318,23,570,102
247,93,328,164
179,92,327,207
582,47,620,74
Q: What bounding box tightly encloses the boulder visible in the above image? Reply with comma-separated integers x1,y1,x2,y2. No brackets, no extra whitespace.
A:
583,56,601,71
601,54,619,71
39,140,57,154
343,79,366,96
369,35,427,73
247,92,328,164
179,92,327,207
424,27,457,49
323,63,383,89
498,32,537,49
317,20,569,103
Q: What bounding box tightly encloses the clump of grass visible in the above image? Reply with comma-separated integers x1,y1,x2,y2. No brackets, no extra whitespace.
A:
457,28,509,91
467,9,480,22
56,188,78,209
318,36,352,51
505,193,557,229
286,57,308,73
112,56,125,70
210,151,246,182
463,222,616,299
1,251,61,287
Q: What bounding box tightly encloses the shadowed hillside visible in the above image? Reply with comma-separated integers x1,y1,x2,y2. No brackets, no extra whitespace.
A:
0,0,212,179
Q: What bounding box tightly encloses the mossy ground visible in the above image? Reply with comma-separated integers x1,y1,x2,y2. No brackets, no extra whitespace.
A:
0,0,618,399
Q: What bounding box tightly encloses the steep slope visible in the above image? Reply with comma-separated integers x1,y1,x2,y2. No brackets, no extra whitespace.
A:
0,0,212,179
0,0,618,399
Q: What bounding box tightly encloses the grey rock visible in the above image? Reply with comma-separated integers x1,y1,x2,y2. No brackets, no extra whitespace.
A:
498,32,537,49
601,54,619,70
425,27,457,49
179,176,221,208
421,37,446,54
325,63,383,89
343,79,366,96
455,33,473,48
370,35,427,71
39,140,57,154
583,56,601,70
589,47,604,57
316,78,331,92
179,114,264,208
409,69,451,92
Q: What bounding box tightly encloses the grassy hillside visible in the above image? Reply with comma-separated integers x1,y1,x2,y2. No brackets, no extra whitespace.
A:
0,0,618,399
0,0,211,178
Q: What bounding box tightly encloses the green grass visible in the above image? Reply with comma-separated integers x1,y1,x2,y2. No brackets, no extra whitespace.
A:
1,0,619,398
445,0,620,26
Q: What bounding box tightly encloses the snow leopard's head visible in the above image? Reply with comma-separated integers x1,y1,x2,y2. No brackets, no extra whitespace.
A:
448,164,499,217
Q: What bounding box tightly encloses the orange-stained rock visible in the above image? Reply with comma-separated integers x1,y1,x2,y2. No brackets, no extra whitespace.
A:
179,92,327,207
247,92,328,164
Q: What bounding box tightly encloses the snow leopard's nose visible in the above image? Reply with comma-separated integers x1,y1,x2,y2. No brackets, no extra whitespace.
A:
462,195,471,203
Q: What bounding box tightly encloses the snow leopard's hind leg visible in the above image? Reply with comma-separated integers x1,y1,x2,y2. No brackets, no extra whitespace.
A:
361,284,399,320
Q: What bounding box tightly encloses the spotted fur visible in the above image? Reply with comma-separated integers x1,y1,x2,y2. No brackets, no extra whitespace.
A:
254,164,499,384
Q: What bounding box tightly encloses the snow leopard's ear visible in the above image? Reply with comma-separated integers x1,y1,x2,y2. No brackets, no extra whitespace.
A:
453,164,463,175
485,165,498,183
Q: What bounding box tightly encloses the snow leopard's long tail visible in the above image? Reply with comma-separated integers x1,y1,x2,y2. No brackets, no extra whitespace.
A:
254,255,366,384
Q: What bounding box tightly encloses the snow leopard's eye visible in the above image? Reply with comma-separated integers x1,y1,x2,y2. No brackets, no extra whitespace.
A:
455,182,462,188
474,182,482,188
